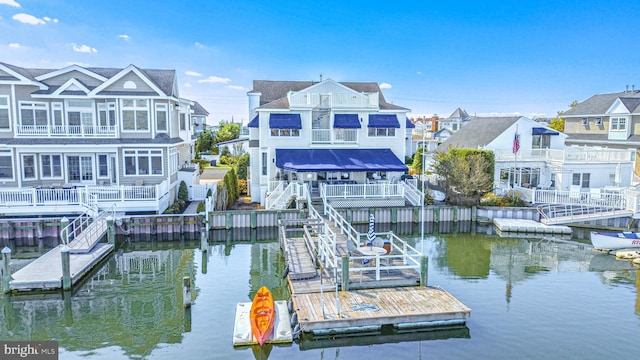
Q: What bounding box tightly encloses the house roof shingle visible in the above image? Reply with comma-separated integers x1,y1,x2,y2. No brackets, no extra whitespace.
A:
435,116,521,152
563,91,640,116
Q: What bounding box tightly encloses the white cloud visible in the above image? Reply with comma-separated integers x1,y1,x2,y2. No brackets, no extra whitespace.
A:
0,0,21,8
53,18,58,23
194,42,205,48
185,70,202,77
416,71,422,75
13,13,45,25
72,43,98,53
198,75,231,84
43,16,50,21
380,82,392,89
8,43,20,48
227,85,246,91
183,82,192,88
117,34,130,41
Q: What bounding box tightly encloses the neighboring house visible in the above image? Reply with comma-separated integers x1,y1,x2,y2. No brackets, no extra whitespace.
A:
433,128,454,142
407,115,439,156
438,107,470,132
434,116,634,192
191,101,209,137
562,89,640,175
217,137,249,156
0,62,201,215
246,78,410,204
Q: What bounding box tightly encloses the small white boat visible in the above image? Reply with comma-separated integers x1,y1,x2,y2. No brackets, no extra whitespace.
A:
590,231,640,250
429,189,446,202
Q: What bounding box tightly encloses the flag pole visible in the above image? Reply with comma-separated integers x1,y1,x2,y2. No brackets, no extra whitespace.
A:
513,124,518,201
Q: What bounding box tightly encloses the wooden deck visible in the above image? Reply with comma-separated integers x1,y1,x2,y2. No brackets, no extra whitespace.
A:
9,242,114,291
291,286,471,335
279,210,472,337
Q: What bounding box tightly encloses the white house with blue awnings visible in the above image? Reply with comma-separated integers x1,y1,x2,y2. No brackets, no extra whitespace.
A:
246,78,411,204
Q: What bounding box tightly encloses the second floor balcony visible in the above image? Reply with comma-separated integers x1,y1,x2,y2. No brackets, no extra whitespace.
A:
493,147,633,164
289,91,379,109
312,128,358,144
16,124,117,137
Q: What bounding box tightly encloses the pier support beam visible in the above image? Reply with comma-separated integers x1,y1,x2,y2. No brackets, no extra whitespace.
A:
61,245,71,291
60,217,69,244
2,246,11,293
341,256,349,291
106,216,115,245
420,256,429,287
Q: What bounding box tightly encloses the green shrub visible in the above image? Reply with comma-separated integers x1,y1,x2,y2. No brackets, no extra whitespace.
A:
238,179,247,195
196,202,205,213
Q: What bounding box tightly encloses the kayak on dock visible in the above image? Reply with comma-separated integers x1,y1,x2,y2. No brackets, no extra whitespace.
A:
250,286,275,345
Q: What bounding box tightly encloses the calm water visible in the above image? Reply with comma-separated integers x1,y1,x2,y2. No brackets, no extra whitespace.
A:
1,230,639,360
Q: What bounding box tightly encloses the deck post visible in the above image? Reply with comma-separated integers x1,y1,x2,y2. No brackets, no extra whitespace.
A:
2,247,11,293
183,276,192,308
341,256,349,291
420,256,429,287
61,245,71,291
60,217,69,244
106,216,115,245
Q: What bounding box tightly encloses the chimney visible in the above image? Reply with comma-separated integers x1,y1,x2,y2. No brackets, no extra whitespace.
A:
626,85,629,93
320,74,323,82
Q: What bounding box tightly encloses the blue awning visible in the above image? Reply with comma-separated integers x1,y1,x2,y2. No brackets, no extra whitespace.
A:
269,113,302,129
275,148,408,172
406,117,415,128
247,115,259,128
368,114,400,128
334,114,361,128
532,127,559,136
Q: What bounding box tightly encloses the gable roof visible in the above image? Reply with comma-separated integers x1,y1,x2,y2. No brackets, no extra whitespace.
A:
619,97,640,113
435,116,521,152
563,92,640,116
250,79,408,111
192,101,209,116
448,107,469,119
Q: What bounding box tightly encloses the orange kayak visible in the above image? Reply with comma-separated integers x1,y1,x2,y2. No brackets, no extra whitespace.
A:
250,286,275,345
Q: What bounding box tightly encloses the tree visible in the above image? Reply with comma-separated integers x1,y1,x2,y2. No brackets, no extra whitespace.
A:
214,122,240,144
412,147,426,173
433,148,494,205
196,129,214,154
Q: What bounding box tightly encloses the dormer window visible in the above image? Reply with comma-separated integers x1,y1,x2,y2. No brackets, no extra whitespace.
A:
610,117,627,131
581,117,588,125
595,117,602,126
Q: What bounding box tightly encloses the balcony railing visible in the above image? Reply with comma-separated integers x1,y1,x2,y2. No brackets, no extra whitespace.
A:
16,124,117,137
494,148,633,163
288,91,379,109
311,129,358,144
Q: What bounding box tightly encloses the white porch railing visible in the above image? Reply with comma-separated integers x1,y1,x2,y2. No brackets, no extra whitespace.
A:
311,129,358,144
403,181,423,206
288,91,379,108
265,182,308,209
322,183,405,199
525,187,627,209
16,124,117,137
494,147,633,164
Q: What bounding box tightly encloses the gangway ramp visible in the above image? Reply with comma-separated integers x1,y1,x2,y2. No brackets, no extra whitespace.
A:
539,204,634,225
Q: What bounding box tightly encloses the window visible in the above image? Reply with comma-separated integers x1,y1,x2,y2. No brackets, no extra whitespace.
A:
68,155,93,182
611,117,627,131
66,100,94,132
19,102,48,127
595,117,602,126
0,96,10,130
41,155,62,178
169,148,178,173
180,113,186,130
270,128,299,136
261,152,267,176
532,135,551,149
121,99,149,131
156,103,168,132
22,154,36,179
572,173,590,188
124,149,162,176
0,150,12,179
51,103,63,127
368,128,396,136
98,102,116,127
98,154,109,177
581,117,588,125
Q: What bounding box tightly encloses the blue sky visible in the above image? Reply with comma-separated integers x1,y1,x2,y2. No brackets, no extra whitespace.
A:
1,0,639,124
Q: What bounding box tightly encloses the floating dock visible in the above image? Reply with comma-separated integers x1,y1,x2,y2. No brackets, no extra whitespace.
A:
291,286,470,335
9,243,113,291
232,300,293,346
493,218,572,234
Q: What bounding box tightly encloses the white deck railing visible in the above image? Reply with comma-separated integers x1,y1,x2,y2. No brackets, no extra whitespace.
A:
322,183,405,199
311,129,358,144
288,91,379,108
265,182,308,209
494,147,633,164
16,124,117,137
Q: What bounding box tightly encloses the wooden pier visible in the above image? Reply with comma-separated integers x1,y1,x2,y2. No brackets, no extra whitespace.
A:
9,243,113,291
280,205,471,337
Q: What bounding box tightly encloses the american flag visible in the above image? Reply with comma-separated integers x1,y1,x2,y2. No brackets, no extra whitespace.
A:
512,132,520,154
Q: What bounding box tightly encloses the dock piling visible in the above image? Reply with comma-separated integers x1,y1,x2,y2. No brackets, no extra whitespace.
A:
60,217,69,244
420,256,429,287
61,245,71,291
183,276,192,308
2,246,11,293
341,256,349,291
106,216,115,245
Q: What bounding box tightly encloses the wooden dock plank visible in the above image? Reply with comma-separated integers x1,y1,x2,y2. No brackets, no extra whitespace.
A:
291,287,471,333
283,237,317,280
